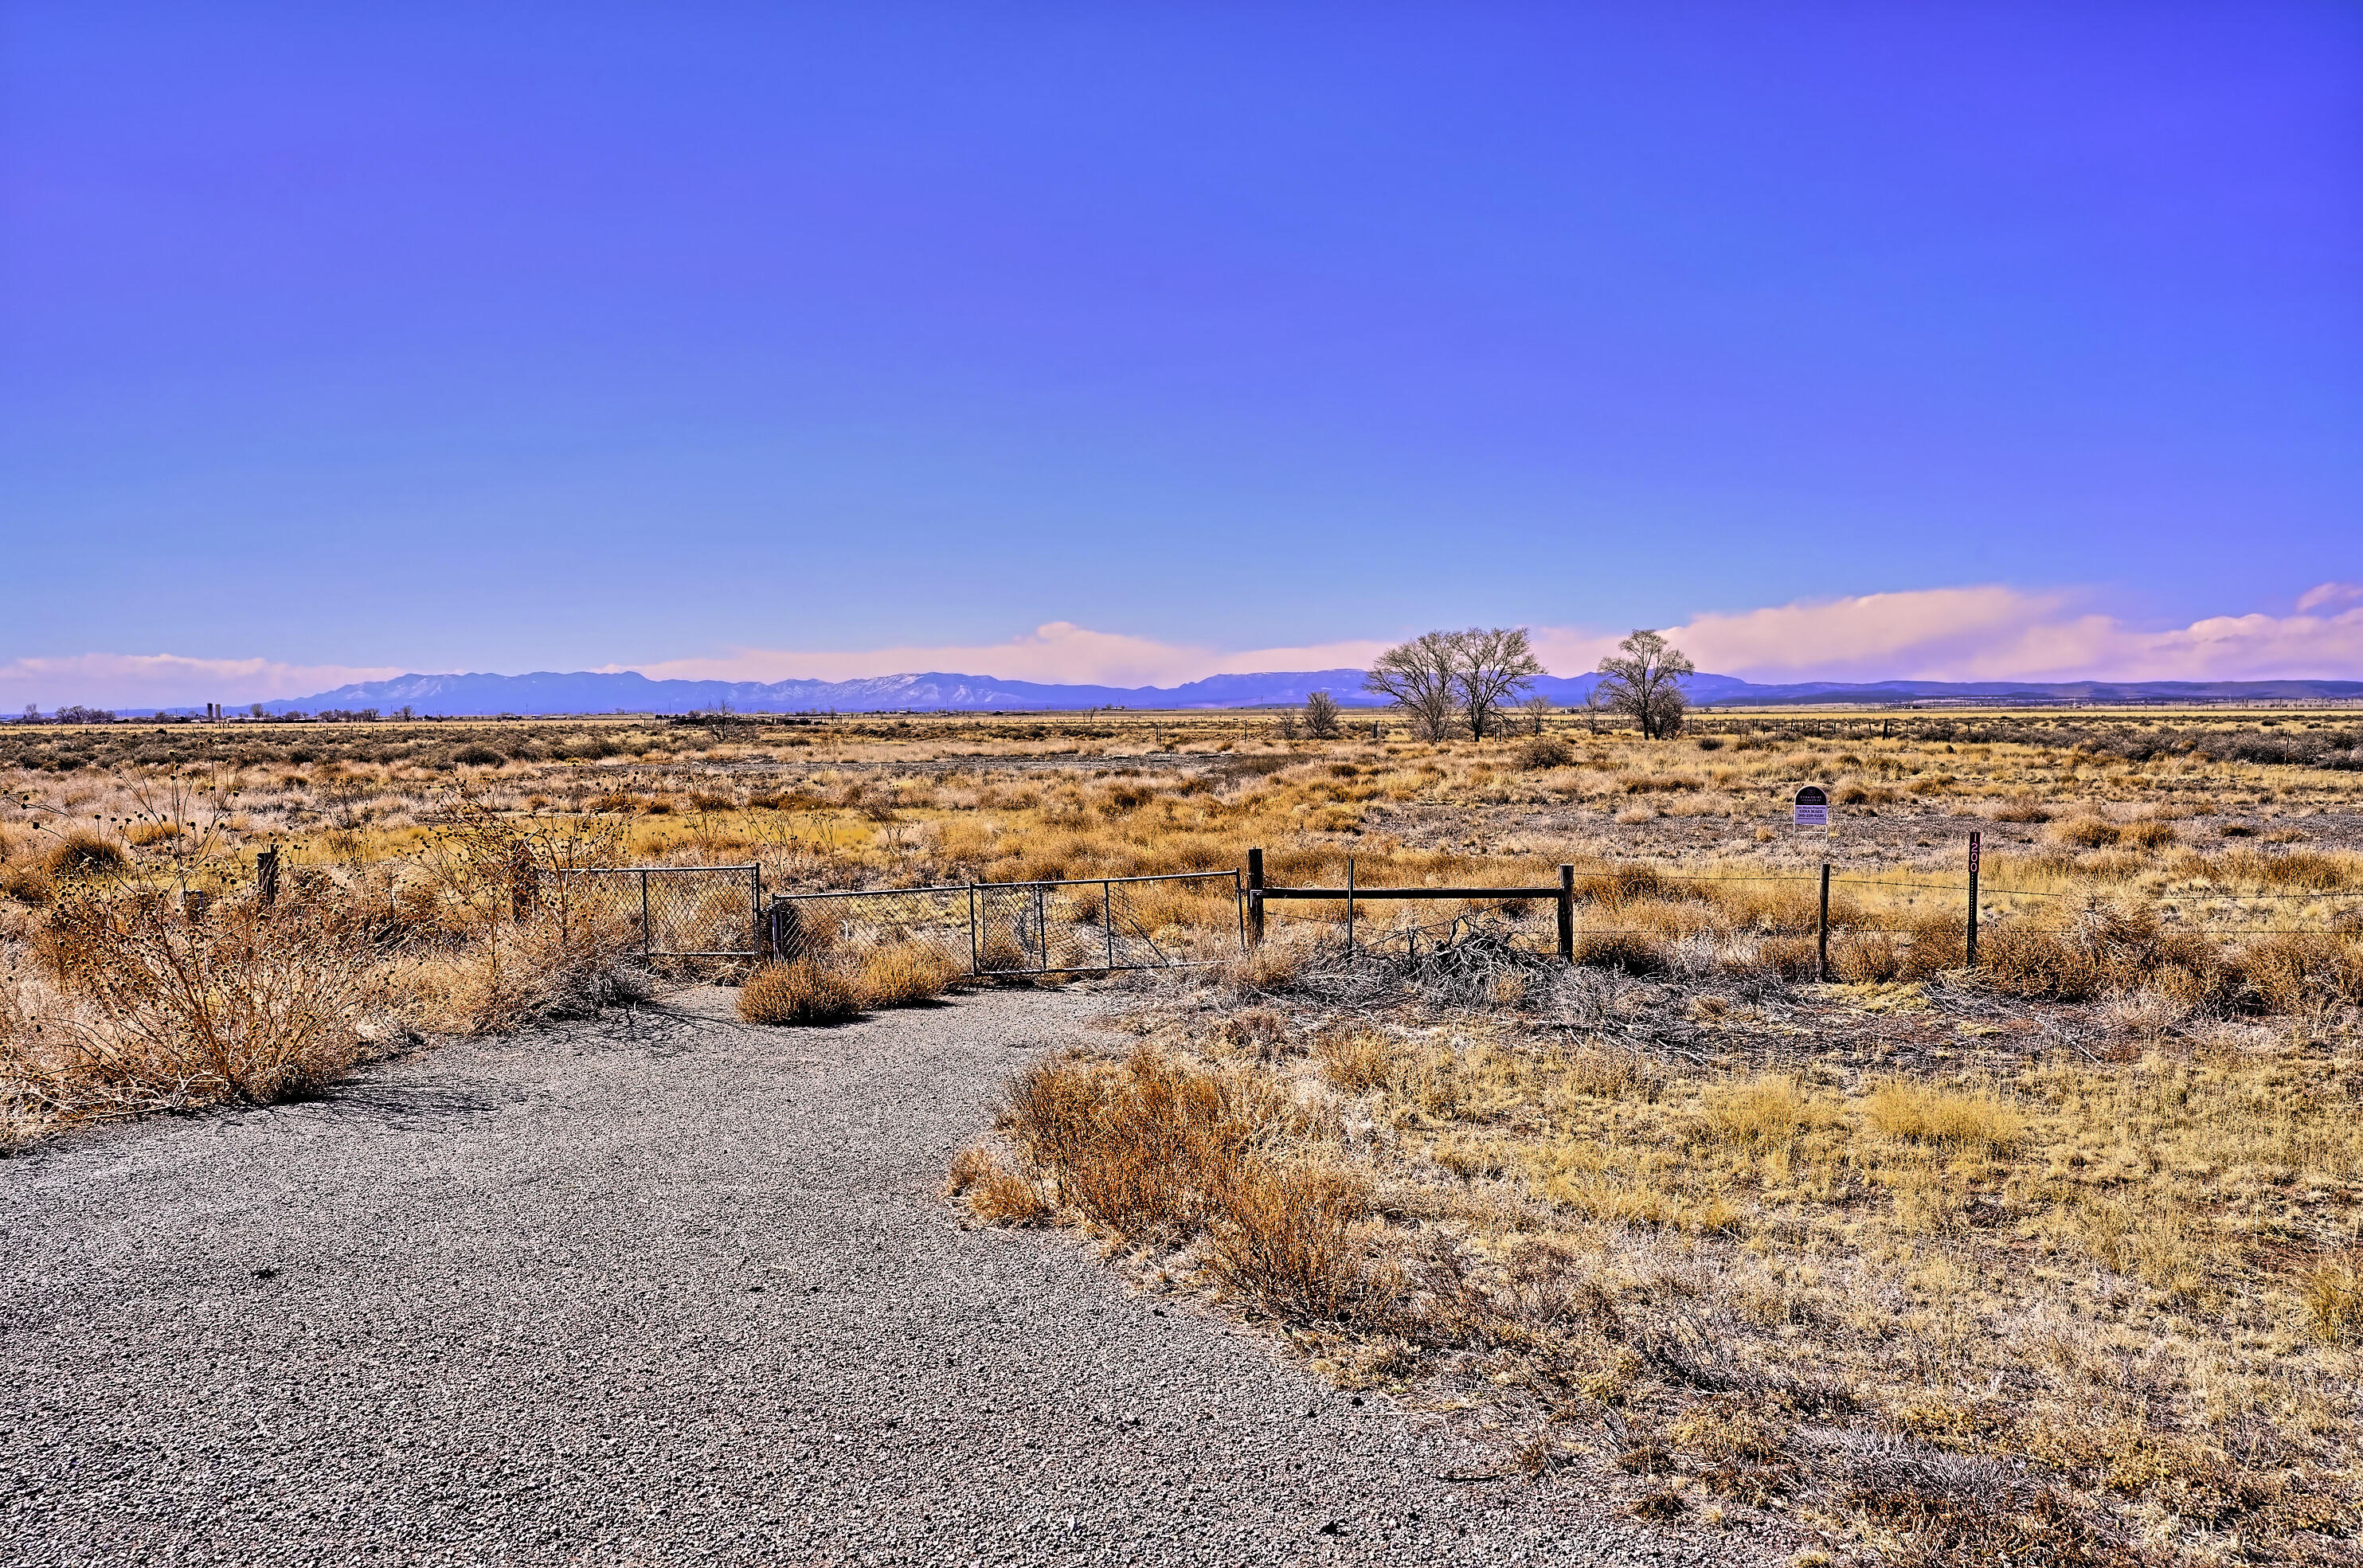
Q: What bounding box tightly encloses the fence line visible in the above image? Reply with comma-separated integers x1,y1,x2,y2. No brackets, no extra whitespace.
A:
769,870,1244,978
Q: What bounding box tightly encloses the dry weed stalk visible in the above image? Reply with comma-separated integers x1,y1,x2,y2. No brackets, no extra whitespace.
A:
32,889,393,1105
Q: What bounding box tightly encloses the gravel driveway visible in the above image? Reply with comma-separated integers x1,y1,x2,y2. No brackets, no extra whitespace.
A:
1,988,1769,1566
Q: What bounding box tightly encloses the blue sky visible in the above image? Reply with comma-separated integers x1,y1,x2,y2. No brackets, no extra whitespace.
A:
3,3,2359,706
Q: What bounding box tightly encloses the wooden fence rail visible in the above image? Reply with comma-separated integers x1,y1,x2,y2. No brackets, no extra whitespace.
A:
1246,847,1575,960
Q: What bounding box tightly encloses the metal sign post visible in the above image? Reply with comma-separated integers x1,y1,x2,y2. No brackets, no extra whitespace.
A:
1966,831,1982,968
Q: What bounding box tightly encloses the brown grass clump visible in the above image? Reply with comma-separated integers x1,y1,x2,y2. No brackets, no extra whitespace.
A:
41,831,128,879
1860,1077,2022,1148
1700,1073,1816,1151
943,1143,1052,1225
855,943,963,1007
2305,1253,2363,1344
972,1049,1389,1320
391,907,648,1035
1833,917,1964,983
737,960,863,1025
1571,929,1669,974
2234,930,2363,1012
2056,816,2122,849
1200,1159,1381,1320
0,862,54,908
1516,734,1574,770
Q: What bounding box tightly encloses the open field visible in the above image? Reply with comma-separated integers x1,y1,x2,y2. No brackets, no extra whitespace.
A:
5,706,2361,1562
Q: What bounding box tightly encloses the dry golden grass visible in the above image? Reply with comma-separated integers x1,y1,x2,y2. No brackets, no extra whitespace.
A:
960,972,2363,1562
855,942,964,1007
953,1049,1396,1322
737,960,862,1025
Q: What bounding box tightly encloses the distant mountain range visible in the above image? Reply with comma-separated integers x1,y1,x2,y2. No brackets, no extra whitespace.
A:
114,667,2363,718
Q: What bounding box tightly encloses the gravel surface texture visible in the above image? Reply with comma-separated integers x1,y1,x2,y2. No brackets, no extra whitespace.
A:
2,988,1772,1566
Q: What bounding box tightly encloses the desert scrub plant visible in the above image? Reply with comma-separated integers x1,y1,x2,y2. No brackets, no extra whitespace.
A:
393,905,650,1035
1981,901,2228,1005
965,1049,1394,1320
854,942,964,1007
943,1142,1052,1225
737,960,862,1025
1516,733,1574,771
33,888,395,1105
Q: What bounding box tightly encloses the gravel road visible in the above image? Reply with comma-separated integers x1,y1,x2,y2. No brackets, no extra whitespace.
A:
1,988,1774,1566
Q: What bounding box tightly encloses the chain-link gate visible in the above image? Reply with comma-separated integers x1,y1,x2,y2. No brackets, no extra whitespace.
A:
769,870,1243,977
769,883,974,974
559,864,762,959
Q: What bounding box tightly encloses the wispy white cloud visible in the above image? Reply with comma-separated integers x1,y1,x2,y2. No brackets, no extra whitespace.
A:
605,591,2363,687
612,621,1392,689
2295,582,2363,615
1625,584,2363,683
0,654,401,713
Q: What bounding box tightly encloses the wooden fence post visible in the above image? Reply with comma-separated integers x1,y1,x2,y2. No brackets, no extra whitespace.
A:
1817,862,1832,983
256,847,279,907
1557,863,1575,963
1246,847,1264,945
1966,831,1982,968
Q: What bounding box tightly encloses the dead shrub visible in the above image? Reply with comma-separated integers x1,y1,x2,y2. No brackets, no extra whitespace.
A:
945,1143,1051,1225
1516,734,1573,770
2056,817,2121,850
1201,1158,1386,1320
392,906,649,1035
41,831,128,879
37,890,391,1105
998,1050,1289,1234
1757,934,1821,980
983,1050,1386,1320
2232,930,2363,1014
737,960,862,1025
1833,931,1905,983
1982,903,2227,1006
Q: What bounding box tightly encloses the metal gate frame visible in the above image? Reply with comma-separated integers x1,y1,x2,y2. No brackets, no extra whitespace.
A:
558,863,764,959
971,870,1245,977
767,870,1243,978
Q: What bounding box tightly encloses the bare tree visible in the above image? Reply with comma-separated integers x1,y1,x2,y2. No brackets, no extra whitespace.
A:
1304,689,1342,739
1363,632,1462,741
1277,709,1300,741
1594,629,1694,739
1452,627,1545,740
1521,693,1554,737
